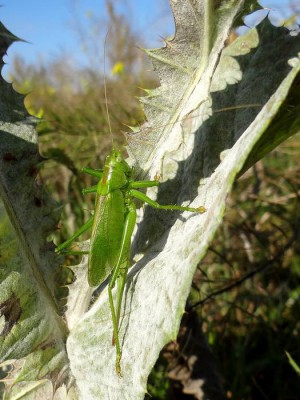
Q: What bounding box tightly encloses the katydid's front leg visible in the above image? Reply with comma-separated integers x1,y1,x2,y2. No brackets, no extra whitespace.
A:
108,200,137,376
82,166,103,178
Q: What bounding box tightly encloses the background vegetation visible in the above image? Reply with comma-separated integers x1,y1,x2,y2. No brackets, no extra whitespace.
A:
8,1,300,399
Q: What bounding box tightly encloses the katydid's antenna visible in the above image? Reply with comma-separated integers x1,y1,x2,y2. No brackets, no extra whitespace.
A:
103,29,114,148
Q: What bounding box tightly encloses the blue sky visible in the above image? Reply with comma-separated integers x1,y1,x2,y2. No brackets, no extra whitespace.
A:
1,0,297,78
1,0,173,77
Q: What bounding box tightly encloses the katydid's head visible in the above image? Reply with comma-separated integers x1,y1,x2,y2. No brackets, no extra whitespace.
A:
106,149,132,175
106,149,121,164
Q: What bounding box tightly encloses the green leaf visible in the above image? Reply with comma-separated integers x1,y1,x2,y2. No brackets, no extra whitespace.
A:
0,23,71,399
2,1,300,399
286,351,300,376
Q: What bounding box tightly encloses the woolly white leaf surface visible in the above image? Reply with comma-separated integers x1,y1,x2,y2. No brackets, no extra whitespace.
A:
66,4,300,400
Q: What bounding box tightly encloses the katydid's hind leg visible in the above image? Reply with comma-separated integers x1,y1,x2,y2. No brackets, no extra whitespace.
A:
110,201,137,323
56,216,94,252
130,189,206,213
129,179,159,189
108,201,137,375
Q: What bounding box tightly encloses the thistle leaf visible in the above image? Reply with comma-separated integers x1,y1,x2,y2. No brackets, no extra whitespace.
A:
0,23,72,399
67,2,300,400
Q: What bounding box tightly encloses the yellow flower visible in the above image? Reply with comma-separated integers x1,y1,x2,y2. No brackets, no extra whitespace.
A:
111,61,124,76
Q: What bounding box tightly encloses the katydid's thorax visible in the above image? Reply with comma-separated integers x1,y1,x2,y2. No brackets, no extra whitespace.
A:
97,150,133,196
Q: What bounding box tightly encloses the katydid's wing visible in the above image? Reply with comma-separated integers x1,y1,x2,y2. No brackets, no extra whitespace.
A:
88,191,125,287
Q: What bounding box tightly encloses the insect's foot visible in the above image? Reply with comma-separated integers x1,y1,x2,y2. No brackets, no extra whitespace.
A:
154,172,161,182
197,206,206,213
116,354,123,377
